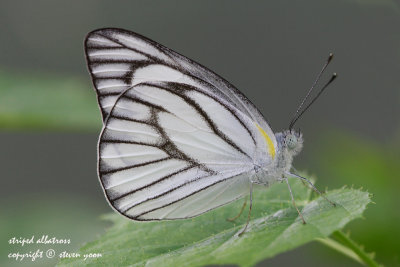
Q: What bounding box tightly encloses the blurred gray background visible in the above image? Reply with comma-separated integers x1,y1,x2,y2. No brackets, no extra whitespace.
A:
1,0,399,266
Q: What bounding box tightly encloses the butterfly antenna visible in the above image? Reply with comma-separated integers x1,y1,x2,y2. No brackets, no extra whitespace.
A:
289,53,334,130
289,73,337,129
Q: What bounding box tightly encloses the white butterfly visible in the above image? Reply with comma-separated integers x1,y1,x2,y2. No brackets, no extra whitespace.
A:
84,28,336,235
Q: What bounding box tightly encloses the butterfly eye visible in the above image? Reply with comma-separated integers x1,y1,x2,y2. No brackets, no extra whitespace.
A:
286,135,298,150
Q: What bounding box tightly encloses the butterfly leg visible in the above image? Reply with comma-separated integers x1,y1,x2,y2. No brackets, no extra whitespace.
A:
227,198,247,222
287,172,336,207
291,167,307,186
285,178,306,224
238,182,253,236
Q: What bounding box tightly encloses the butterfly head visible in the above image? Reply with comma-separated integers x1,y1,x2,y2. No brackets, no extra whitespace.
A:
285,129,303,155
276,129,303,157
267,129,303,177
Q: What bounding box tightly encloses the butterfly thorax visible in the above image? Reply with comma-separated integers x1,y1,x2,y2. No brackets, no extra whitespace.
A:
252,130,303,186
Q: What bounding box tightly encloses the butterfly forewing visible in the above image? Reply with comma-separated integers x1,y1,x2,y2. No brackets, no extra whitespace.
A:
85,28,277,220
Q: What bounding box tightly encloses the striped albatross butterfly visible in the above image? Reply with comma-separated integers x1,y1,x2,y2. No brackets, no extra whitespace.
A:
84,28,336,235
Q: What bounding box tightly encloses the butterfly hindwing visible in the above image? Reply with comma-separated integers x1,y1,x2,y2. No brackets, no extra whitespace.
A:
99,82,255,219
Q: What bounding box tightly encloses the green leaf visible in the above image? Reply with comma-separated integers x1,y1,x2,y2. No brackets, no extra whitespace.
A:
57,178,370,267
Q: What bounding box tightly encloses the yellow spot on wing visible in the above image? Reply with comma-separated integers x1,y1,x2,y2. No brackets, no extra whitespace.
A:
255,123,275,159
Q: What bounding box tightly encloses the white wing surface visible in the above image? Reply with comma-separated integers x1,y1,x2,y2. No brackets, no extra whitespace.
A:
85,28,277,220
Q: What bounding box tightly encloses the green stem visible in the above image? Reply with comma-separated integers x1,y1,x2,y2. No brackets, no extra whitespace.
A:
316,237,363,264
317,230,381,267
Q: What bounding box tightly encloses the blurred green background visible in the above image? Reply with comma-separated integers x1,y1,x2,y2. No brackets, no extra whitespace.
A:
0,0,399,266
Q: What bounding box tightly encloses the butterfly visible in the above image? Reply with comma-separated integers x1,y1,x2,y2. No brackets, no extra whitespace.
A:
84,28,336,235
